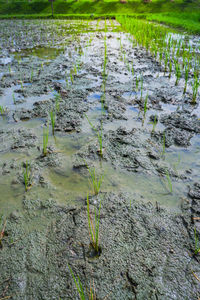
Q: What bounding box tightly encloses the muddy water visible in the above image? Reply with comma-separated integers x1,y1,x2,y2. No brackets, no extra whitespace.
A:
0,19,200,300
0,20,199,210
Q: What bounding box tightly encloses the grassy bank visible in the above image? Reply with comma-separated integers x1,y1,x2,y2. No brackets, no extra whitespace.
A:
0,0,200,34
0,0,199,16
144,12,200,34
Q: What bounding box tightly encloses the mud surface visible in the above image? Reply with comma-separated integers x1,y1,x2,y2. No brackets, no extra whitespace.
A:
0,19,200,299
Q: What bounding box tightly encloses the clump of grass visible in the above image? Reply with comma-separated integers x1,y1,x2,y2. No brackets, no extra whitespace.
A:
87,193,101,253
54,92,61,113
143,92,148,115
23,161,31,192
43,124,49,156
12,92,16,104
183,63,189,94
0,105,8,116
175,60,181,86
87,165,104,196
194,227,200,255
68,265,98,300
192,76,199,104
49,110,56,135
68,265,86,300
85,114,103,158
150,115,158,133
164,170,172,194
169,59,172,78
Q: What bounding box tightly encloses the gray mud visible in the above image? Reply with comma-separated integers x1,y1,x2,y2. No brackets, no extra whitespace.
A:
0,19,200,299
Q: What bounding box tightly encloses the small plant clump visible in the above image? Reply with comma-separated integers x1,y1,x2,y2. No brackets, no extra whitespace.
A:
68,265,98,300
87,165,104,196
43,124,49,156
0,105,8,116
85,114,103,158
49,110,56,135
87,193,101,254
194,228,200,255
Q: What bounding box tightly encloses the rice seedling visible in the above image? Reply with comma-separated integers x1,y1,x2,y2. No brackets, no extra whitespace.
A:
0,105,8,116
20,80,23,90
183,63,189,94
54,92,61,113
135,75,139,92
49,110,56,135
192,75,199,104
70,72,74,85
194,227,200,255
68,265,86,300
12,92,16,104
150,115,158,133
175,61,181,86
169,60,172,78
23,161,31,192
164,51,168,74
8,64,11,74
164,170,172,194
85,115,103,158
68,265,100,300
86,165,104,196
140,75,143,100
87,193,101,253
43,124,49,156
143,92,148,115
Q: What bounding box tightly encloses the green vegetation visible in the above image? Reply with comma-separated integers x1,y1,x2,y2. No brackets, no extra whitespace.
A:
87,165,104,196
85,114,103,158
68,265,86,300
145,12,200,34
68,265,98,300
49,110,56,135
0,0,199,34
43,124,49,156
87,193,101,253
164,170,172,194
0,105,7,116
194,228,200,255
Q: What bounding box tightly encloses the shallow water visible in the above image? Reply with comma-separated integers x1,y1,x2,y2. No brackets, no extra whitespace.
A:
0,19,200,218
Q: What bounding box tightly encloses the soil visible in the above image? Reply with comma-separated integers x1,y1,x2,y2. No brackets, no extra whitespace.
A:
0,19,200,300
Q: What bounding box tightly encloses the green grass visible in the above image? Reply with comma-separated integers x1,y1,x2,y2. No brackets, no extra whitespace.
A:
43,125,49,156
86,165,104,196
0,1,199,34
87,193,101,253
145,12,200,34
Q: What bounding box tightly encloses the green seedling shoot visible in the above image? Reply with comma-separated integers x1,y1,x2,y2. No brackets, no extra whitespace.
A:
87,165,104,196
85,114,103,158
192,76,199,104
49,110,56,135
43,124,49,156
87,193,101,253
194,228,200,255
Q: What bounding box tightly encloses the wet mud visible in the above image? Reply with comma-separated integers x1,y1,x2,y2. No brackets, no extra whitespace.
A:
0,19,200,299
